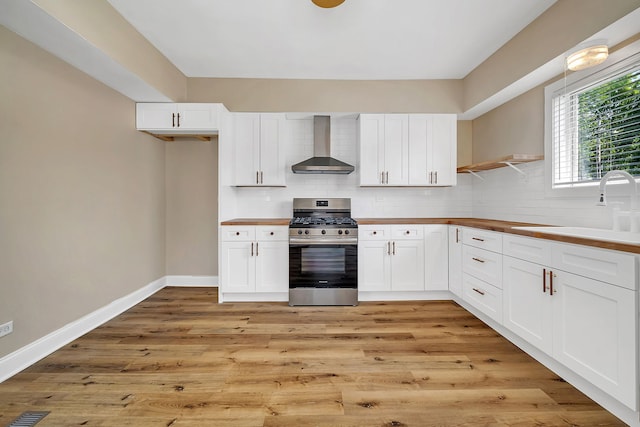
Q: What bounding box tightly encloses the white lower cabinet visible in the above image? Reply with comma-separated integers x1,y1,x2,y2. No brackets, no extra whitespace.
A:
221,226,288,294
448,226,463,297
359,225,424,291
502,234,638,410
503,256,554,354
552,269,636,410
425,225,449,290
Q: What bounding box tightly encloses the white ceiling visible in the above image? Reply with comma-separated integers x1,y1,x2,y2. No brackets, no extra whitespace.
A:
107,0,557,80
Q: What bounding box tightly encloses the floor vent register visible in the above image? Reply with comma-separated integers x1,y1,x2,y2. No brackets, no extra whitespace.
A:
7,411,50,427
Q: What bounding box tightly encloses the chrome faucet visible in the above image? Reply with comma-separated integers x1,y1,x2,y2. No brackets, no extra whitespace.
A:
597,170,639,231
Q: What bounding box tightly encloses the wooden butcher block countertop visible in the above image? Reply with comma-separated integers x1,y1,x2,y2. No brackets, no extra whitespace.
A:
221,217,640,254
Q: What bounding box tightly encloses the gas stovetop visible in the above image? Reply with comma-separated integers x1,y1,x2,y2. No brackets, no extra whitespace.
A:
290,216,358,228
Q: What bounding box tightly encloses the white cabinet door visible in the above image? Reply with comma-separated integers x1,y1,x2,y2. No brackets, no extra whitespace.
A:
179,103,220,130
358,239,391,291
408,114,431,186
383,114,409,186
258,113,286,186
391,239,424,291
552,271,637,410
425,225,449,291
221,241,255,293
233,113,285,186
429,114,456,186
254,240,289,293
234,113,261,185
136,103,176,130
358,114,385,186
408,114,456,186
448,226,463,297
502,256,553,354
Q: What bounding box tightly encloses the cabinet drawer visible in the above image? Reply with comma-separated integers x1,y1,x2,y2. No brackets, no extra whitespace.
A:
463,245,502,288
256,226,288,241
551,243,636,290
503,234,552,266
391,225,424,239
359,225,391,240
462,273,503,324
462,228,502,253
222,226,256,241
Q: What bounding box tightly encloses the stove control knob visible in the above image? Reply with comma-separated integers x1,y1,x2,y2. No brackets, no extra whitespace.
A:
338,230,343,235
321,229,327,235
304,230,310,235
345,230,350,235
297,230,303,235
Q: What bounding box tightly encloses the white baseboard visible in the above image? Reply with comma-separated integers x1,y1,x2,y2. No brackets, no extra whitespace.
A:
0,275,210,383
165,275,218,287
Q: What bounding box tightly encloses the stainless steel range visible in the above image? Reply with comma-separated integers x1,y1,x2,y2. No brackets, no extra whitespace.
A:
288,198,358,306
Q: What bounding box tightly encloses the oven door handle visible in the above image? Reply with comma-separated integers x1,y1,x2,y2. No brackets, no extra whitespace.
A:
289,238,358,246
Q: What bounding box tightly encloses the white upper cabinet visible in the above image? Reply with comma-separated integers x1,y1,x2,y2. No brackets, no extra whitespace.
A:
136,103,223,134
408,114,457,186
233,113,286,186
358,114,409,186
359,113,456,187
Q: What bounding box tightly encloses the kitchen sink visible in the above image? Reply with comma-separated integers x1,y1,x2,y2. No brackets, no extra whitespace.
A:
512,226,640,245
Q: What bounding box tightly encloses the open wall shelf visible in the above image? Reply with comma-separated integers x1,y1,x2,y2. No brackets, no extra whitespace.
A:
457,154,543,178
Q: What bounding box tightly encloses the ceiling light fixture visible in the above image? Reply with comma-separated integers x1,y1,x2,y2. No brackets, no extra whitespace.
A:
311,0,345,8
566,41,609,71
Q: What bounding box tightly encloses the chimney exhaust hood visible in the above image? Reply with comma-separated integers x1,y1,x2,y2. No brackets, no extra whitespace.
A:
291,115,355,174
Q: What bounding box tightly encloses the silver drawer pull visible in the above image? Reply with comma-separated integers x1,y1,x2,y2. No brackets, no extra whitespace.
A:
472,288,485,296
472,237,485,242
472,257,485,263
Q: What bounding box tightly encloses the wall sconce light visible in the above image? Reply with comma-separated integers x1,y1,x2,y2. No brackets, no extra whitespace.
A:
566,41,609,71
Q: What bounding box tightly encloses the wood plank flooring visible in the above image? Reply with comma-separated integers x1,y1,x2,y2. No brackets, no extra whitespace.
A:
0,287,626,426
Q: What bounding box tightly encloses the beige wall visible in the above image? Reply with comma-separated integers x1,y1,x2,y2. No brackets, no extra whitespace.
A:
471,86,544,163
187,78,462,113
165,140,218,276
0,26,166,357
34,0,187,102
456,121,473,167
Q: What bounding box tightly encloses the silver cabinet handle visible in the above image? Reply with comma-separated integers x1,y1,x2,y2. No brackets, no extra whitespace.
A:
455,228,459,243
172,113,176,128
386,171,389,184
176,113,181,127
387,241,391,255
543,268,547,293
260,171,263,184
392,241,396,255
472,288,485,296
472,237,484,242
256,171,260,184
251,242,254,256
434,171,438,184
472,257,485,263
381,171,385,184
256,242,259,256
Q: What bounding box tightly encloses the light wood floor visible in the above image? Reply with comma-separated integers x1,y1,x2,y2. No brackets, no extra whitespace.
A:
0,287,626,426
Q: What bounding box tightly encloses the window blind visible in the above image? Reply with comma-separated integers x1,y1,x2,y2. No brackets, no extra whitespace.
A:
551,60,640,188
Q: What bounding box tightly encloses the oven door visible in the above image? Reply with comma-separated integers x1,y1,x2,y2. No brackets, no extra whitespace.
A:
289,242,357,289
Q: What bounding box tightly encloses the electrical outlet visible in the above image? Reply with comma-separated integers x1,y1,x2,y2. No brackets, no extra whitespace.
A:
0,321,13,338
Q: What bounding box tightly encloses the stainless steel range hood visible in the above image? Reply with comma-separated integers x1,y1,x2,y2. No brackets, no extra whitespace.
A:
291,115,355,174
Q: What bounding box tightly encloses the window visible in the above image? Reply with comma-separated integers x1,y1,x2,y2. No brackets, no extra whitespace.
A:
548,52,640,188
